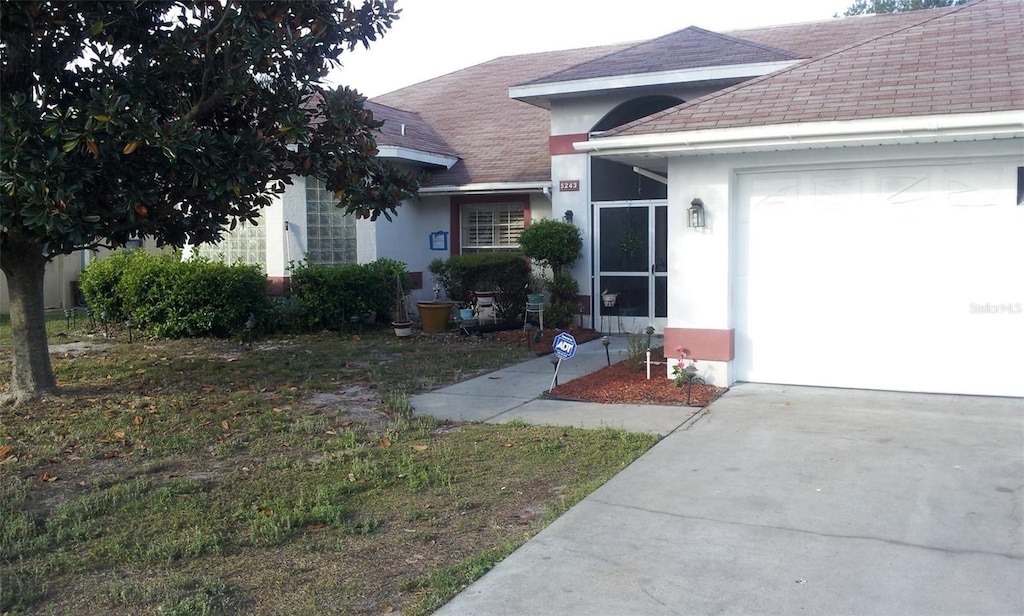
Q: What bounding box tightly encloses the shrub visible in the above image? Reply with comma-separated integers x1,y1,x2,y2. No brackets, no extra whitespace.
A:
546,271,580,328
518,219,582,276
77,250,140,322
290,259,409,331
79,251,273,338
428,253,529,321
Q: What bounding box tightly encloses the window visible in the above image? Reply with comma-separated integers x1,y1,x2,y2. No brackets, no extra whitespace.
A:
460,201,526,253
306,177,357,265
210,220,266,268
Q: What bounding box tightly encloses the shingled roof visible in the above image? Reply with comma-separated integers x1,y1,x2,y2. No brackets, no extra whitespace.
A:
372,44,630,188
726,6,959,57
366,101,458,161
610,0,1023,136
522,27,801,86
372,1,1020,189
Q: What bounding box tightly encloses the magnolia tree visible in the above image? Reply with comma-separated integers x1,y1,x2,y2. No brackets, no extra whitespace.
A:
0,0,418,402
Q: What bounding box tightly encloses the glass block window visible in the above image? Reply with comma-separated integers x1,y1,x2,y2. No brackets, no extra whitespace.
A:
461,202,525,253
210,219,266,269
306,177,357,265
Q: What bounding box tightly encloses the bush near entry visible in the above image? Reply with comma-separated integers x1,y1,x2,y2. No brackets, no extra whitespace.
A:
428,253,529,321
290,259,409,331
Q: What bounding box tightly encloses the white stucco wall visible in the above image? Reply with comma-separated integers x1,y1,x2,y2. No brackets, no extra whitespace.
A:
662,138,1024,387
371,194,452,303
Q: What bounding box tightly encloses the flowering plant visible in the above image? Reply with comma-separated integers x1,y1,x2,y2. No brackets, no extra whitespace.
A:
672,346,702,388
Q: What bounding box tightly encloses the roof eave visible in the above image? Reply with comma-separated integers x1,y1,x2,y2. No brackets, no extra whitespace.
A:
509,60,799,108
377,146,459,169
577,111,1024,156
418,181,552,196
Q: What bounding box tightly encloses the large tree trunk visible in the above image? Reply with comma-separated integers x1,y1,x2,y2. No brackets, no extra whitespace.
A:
1,234,57,402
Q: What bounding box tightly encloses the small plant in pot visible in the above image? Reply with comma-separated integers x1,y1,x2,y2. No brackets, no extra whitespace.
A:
457,301,476,321
391,275,413,337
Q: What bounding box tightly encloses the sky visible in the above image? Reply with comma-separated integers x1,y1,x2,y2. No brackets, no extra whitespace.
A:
328,0,856,97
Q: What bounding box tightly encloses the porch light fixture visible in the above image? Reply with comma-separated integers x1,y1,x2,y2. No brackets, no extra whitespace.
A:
563,209,574,224
688,198,706,228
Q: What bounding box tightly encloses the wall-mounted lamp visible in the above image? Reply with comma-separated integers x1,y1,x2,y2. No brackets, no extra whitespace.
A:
563,210,574,224
688,198,706,228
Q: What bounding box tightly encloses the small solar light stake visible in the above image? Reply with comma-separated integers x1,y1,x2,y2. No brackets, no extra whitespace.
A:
601,336,611,366
125,319,133,344
245,313,256,347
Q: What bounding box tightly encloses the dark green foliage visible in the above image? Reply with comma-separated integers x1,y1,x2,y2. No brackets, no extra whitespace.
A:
842,0,966,15
290,259,409,331
428,254,530,321
547,271,580,328
0,1,415,397
76,250,137,322
518,220,583,276
518,220,583,327
79,251,273,338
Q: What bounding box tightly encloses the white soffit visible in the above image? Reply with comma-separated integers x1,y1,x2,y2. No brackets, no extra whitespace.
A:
577,111,1024,156
419,182,552,195
509,61,797,102
377,145,459,169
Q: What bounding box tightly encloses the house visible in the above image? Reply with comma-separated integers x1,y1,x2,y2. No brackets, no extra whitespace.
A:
11,1,1021,399
367,0,1022,397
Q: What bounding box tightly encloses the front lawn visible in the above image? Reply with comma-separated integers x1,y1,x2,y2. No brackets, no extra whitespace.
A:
0,319,658,615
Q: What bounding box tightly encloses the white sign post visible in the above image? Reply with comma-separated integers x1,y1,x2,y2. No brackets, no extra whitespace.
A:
550,332,578,392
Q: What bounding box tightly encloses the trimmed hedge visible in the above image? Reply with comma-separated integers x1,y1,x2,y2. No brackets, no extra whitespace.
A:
290,259,408,331
79,251,274,338
428,253,529,321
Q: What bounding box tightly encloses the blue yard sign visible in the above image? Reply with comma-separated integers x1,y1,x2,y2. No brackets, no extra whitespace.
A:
552,332,577,360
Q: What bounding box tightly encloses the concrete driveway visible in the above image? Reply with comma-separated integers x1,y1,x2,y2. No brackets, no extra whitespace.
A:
435,383,1024,616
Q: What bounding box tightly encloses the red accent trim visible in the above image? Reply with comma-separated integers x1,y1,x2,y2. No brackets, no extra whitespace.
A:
549,133,589,156
267,276,290,296
663,328,735,362
449,202,460,255
450,194,531,254
574,295,591,315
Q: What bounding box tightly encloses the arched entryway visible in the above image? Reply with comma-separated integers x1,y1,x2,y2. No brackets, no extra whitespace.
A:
590,96,679,332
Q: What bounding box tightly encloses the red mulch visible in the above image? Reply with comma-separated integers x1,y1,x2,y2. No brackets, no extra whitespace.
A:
492,324,602,353
550,361,724,407
494,328,725,407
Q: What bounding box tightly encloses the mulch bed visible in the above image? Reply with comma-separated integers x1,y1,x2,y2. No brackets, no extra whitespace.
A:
548,345,726,407
488,329,726,407
491,324,602,354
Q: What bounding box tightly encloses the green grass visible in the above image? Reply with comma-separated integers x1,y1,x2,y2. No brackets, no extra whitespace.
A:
0,321,659,615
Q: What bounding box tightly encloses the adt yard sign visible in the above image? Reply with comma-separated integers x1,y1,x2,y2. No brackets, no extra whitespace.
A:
552,332,577,360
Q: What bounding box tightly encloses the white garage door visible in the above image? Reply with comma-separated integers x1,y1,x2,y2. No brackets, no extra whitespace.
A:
734,162,1024,397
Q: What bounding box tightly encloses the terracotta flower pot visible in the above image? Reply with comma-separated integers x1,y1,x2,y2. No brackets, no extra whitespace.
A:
416,302,455,333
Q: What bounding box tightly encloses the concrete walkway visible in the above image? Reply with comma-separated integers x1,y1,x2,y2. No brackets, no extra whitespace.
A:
411,337,1024,616
411,334,702,436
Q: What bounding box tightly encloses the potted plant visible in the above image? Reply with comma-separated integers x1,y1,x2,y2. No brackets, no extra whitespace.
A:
527,274,546,308
457,302,476,321
391,275,412,337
